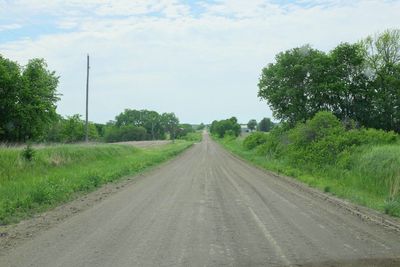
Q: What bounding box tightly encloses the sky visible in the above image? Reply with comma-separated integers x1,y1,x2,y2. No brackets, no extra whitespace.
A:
1,0,400,124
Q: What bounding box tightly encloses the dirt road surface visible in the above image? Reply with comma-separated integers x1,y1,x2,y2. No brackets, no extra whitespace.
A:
1,133,399,267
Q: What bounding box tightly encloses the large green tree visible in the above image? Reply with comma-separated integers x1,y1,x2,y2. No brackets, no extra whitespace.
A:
258,29,400,132
257,45,330,125
0,56,59,141
363,29,400,132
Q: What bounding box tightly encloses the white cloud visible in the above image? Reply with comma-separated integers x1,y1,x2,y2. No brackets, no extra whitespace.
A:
0,0,400,123
0,23,22,31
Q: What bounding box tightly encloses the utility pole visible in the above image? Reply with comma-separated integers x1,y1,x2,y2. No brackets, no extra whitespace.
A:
85,54,90,143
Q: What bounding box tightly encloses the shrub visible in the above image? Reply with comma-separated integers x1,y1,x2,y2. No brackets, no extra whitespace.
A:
243,132,269,150
104,126,147,142
21,144,35,161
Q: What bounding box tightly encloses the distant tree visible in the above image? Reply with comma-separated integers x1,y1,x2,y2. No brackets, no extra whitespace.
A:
247,119,257,131
210,117,240,138
115,109,165,139
196,123,205,130
176,124,195,138
104,125,146,143
161,112,179,141
258,118,274,132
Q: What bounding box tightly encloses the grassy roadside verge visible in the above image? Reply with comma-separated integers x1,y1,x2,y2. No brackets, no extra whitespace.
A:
0,141,193,225
214,134,400,218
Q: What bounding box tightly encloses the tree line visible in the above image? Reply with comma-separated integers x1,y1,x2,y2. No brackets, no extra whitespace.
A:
0,54,194,143
258,29,400,132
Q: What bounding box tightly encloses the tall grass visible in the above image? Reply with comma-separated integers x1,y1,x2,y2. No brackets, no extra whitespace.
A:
0,141,192,225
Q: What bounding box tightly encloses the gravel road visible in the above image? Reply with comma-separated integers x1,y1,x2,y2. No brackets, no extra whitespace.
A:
1,133,399,267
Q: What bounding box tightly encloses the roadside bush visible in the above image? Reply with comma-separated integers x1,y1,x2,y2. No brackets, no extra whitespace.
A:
104,125,147,142
243,132,269,150
180,132,202,142
255,111,399,168
21,144,35,162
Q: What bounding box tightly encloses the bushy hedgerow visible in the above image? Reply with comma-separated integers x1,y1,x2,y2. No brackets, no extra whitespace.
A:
243,132,270,150
255,111,398,167
104,125,147,142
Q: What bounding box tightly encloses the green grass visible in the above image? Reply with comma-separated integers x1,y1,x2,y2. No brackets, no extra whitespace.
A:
0,141,193,225
179,131,203,142
216,135,400,217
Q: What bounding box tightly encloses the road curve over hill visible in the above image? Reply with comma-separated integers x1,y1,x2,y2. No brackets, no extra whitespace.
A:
1,133,399,267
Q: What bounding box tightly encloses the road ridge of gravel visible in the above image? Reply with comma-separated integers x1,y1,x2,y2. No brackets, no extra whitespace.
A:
216,141,400,233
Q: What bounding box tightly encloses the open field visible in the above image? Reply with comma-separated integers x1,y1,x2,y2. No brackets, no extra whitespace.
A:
0,140,193,225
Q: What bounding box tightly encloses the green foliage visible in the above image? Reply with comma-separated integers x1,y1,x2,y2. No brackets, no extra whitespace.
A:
258,117,274,132
0,56,59,142
176,124,195,139
196,123,205,130
179,132,202,142
243,132,269,150
46,114,99,143
21,144,35,162
216,123,400,217
362,29,400,132
247,119,257,131
162,112,179,140
114,109,168,140
0,141,193,224
104,125,147,142
219,111,400,216
210,117,241,138
258,29,400,132
354,145,400,200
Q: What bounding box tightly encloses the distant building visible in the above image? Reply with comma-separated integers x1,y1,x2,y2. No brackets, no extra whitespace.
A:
240,124,249,135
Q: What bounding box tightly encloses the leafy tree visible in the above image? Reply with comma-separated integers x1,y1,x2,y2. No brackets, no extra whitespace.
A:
176,124,195,138
258,29,400,132
210,117,241,138
258,118,273,132
258,45,331,125
161,112,179,141
0,56,59,141
196,123,205,130
115,109,165,140
247,119,257,131
362,29,400,132
0,56,22,141
46,115,99,143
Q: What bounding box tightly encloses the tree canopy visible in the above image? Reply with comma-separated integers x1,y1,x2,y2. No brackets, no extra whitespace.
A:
210,117,241,138
258,118,274,132
258,29,400,132
247,119,257,131
0,56,59,142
